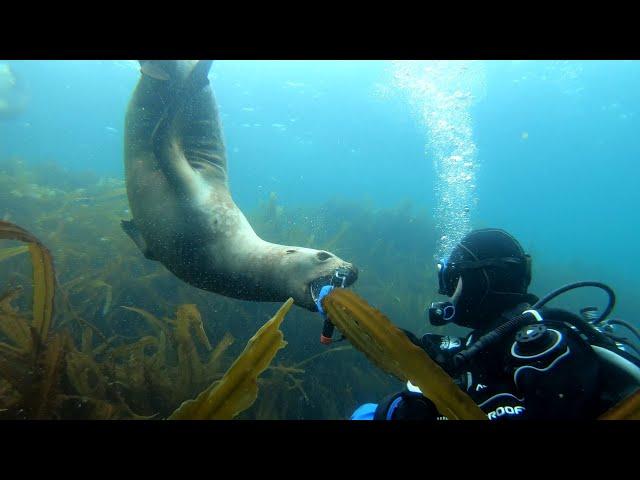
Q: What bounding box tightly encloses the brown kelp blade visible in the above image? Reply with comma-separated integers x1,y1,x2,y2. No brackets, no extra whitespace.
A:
169,298,293,420
0,221,55,340
322,288,486,420
599,388,640,420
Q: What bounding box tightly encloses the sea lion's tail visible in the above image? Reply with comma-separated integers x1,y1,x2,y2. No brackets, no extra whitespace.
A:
139,60,213,86
139,60,172,81
180,60,214,97
149,60,215,196
150,60,213,146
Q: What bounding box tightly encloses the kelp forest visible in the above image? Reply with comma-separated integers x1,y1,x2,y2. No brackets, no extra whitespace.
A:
0,156,454,420
2,157,639,420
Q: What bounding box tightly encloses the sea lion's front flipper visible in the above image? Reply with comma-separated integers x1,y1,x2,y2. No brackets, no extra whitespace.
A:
121,219,158,261
151,60,215,199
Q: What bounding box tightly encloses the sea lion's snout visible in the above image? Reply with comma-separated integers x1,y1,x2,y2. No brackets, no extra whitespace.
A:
333,263,358,288
344,264,358,285
307,262,358,310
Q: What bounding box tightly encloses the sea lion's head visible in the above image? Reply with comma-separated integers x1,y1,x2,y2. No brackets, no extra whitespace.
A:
278,246,358,311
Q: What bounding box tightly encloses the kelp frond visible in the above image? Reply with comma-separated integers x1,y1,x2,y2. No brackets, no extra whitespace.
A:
0,221,55,340
0,245,29,263
322,288,486,420
169,298,293,420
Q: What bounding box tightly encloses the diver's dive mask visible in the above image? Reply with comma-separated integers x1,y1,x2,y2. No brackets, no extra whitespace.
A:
433,254,532,326
437,255,532,297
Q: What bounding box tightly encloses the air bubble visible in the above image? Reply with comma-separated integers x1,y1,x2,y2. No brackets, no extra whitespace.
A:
391,60,486,258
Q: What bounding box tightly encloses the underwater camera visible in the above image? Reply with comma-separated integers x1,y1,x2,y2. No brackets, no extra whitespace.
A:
315,267,355,345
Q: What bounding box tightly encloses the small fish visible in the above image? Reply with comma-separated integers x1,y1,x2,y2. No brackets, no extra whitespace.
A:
242,107,255,112
521,132,529,140
105,126,117,134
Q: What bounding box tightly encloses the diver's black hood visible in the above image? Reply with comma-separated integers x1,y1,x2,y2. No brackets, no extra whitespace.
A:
448,229,532,329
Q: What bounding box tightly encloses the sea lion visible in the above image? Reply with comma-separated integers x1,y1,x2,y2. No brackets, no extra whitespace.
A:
122,60,357,311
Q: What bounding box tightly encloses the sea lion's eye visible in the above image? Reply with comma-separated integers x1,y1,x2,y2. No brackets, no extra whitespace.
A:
316,251,332,261
286,249,297,254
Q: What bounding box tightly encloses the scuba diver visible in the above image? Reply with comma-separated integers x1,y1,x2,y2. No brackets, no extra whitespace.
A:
330,228,640,420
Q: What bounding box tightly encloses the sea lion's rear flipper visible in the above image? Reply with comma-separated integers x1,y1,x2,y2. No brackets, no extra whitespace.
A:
121,219,158,261
139,61,171,81
151,60,215,199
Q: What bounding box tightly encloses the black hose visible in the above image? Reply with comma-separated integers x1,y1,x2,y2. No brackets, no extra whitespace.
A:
544,307,640,367
608,319,640,344
602,333,640,359
617,341,640,359
452,311,538,370
541,307,621,348
532,281,615,324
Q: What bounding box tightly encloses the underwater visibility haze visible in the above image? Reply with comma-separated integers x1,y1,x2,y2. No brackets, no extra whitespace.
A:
0,60,639,420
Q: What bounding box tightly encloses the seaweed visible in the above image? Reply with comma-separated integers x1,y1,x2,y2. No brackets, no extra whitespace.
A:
599,388,640,420
322,288,487,420
0,245,29,263
0,217,241,419
0,221,55,340
169,298,293,420
0,156,491,419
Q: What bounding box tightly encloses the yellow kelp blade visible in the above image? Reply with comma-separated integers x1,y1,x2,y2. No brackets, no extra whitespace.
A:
175,304,212,351
207,332,235,371
322,289,486,420
0,312,32,351
121,306,168,334
0,245,29,263
169,298,293,420
0,221,55,341
599,388,640,420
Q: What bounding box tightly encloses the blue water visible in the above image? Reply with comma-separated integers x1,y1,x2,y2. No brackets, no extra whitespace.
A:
1,60,639,322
